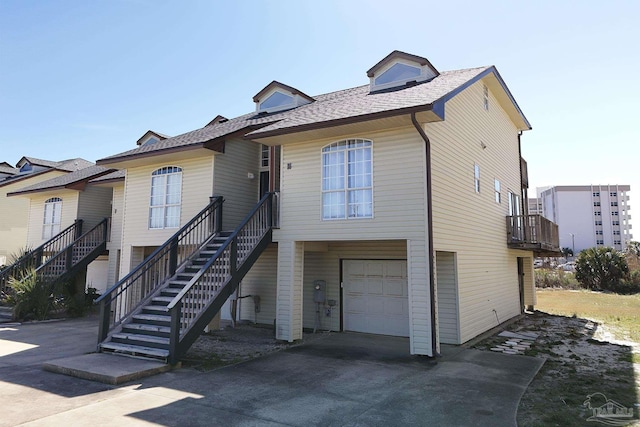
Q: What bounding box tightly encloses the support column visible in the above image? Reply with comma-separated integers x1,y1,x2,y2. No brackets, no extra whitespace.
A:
522,256,536,310
407,239,435,356
275,240,304,342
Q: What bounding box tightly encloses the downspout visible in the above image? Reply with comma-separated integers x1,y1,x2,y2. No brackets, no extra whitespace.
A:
411,112,438,357
518,131,528,216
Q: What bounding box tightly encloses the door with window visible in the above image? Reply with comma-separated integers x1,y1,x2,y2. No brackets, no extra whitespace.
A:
43,197,62,240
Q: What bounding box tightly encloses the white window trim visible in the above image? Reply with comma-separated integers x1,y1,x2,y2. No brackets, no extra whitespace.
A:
43,197,62,240
474,164,481,194
321,139,374,221
149,166,183,229
494,178,501,204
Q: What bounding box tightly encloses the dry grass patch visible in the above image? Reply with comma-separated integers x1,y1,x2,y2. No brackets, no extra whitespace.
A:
536,289,640,342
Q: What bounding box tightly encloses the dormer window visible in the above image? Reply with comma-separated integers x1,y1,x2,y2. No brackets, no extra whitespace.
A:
375,63,421,86
136,130,169,146
367,50,440,92
144,137,159,145
19,163,32,173
253,81,315,114
260,91,294,112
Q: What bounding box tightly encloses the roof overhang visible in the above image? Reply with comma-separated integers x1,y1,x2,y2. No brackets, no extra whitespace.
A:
247,106,443,145
7,169,116,196
97,145,215,169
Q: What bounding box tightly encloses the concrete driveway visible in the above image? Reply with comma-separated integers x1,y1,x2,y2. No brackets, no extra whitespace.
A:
0,316,543,426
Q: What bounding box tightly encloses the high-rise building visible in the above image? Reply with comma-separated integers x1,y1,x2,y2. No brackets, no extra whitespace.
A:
532,185,632,253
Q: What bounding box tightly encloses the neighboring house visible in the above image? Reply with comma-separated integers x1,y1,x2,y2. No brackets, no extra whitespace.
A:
92,50,560,363
6,165,116,292
535,185,632,253
0,157,93,266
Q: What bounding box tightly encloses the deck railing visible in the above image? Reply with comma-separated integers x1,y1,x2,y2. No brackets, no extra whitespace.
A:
0,220,83,294
506,214,560,251
97,197,223,342
167,192,274,363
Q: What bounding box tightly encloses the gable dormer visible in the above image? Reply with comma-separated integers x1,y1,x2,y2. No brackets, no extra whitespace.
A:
205,115,229,127
136,130,169,146
253,81,315,114
367,50,439,92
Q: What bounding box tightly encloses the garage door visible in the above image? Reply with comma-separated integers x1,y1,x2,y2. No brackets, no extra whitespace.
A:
343,260,409,337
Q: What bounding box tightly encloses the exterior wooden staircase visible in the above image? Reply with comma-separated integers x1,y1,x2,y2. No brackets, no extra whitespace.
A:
96,193,275,364
0,219,109,295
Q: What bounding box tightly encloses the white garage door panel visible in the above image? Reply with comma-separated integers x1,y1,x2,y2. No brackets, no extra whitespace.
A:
343,260,409,337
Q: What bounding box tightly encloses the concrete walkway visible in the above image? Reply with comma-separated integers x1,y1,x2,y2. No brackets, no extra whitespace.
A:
0,316,544,426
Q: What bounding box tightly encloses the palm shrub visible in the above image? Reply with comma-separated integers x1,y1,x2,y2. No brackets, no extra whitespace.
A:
574,247,629,292
5,268,59,321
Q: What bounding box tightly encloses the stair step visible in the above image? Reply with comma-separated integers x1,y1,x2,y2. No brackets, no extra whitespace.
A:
142,305,169,314
122,323,171,336
111,332,170,348
132,313,171,325
152,296,174,304
161,288,181,297
168,280,190,287
100,342,169,359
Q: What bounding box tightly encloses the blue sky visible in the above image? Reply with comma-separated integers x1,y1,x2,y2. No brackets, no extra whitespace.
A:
1,0,639,199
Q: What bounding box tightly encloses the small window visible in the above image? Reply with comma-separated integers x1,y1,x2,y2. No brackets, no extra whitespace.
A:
20,163,32,173
261,144,270,168
614,230,621,235
614,240,622,245
374,63,421,86
596,239,604,245
594,201,601,207
595,220,602,226
43,197,62,239
322,139,373,220
474,164,481,193
611,201,618,207
612,211,619,216
494,179,501,203
595,211,601,216
149,166,182,229
596,230,603,235
144,137,159,146
610,192,617,197
259,91,294,112
613,220,620,226
593,192,600,197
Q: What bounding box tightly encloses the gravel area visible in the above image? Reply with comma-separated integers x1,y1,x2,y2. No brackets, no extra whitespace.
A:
183,322,329,371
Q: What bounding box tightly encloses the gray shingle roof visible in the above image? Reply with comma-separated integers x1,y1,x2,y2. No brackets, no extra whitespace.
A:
7,165,115,196
0,163,18,175
98,65,513,164
90,169,125,183
19,157,94,171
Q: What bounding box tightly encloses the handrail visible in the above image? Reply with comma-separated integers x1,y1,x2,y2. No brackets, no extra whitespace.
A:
0,220,83,293
97,196,224,342
36,218,109,284
167,193,273,362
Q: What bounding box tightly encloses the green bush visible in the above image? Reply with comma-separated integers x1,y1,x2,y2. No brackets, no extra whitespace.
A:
617,270,640,294
61,285,100,317
5,268,60,321
575,247,630,292
535,269,580,289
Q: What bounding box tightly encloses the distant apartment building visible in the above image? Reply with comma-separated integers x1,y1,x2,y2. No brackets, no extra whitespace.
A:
532,185,632,253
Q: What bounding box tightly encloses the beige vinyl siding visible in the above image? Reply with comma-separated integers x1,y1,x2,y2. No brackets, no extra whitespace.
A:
436,251,460,344
213,139,261,230
120,156,214,250
274,127,428,242
77,186,112,230
238,243,278,324
26,190,79,248
427,79,526,343
106,184,124,287
407,238,432,354
0,171,67,260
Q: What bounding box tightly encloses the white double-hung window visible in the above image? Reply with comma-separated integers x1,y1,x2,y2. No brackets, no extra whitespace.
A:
43,197,62,239
322,139,373,220
149,166,182,229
